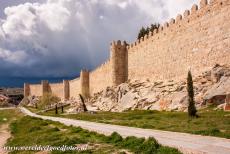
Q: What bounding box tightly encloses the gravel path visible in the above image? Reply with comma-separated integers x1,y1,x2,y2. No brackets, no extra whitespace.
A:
20,107,230,154
0,108,15,154
0,107,15,110
0,125,10,154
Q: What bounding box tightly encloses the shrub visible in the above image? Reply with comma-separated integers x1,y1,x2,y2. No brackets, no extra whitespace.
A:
109,132,123,144
122,136,145,150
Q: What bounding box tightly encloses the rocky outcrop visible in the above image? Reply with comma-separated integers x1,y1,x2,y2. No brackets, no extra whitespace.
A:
20,96,39,107
89,64,230,112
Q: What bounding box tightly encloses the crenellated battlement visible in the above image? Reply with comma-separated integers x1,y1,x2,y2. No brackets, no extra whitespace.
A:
111,40,127,51
128,0,228,50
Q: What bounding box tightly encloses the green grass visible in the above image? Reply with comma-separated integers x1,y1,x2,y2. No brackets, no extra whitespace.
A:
40,108,230,139
7,116,181,154
0,109,23,126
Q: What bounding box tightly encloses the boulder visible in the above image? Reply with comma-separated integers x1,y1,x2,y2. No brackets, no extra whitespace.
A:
203,77,230,105
113,91,139,112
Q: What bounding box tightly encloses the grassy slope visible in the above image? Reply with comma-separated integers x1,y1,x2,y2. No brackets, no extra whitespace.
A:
0,109,23,126
40,108,230,139
7,116,181,154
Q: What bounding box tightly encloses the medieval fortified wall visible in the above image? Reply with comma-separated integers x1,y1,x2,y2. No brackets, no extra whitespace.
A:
24,0,230,99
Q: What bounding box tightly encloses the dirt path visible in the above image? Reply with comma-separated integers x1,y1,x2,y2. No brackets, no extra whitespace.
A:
0,124,11,154
0,107,15,110
20,107,230,154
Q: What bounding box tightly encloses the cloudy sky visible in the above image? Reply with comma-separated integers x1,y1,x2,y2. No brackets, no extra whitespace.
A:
0,0,199,78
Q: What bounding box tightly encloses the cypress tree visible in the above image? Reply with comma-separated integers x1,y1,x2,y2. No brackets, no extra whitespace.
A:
187,70,197,117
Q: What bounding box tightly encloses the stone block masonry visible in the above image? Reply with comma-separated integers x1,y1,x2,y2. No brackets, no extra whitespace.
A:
111,40,128,86
25,0,230,99
128,0,230,81
80,70,90,98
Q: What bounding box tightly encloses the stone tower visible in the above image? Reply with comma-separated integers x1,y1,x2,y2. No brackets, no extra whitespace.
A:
80,69,90,98
63,80,70,100
110,40,128,86
24,83,30,97
41,80,49,96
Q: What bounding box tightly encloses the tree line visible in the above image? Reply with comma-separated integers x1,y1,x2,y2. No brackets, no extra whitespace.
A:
137,23,160,39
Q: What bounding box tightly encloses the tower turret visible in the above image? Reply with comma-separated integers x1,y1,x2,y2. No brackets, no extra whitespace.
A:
110,40,128,86
80,69,90,98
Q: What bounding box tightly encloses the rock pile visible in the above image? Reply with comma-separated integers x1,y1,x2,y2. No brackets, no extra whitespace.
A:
89,64,230,112
20,96,39,107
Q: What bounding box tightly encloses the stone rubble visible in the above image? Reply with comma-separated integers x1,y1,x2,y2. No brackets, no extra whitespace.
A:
88,64,230,112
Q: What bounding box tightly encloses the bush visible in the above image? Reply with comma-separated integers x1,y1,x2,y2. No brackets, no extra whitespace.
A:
139,137,159,153
109,132,123,144
122,136,145,150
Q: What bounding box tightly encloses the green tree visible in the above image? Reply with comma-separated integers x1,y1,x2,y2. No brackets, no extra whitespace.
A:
146,26,150,35
138,27,146,39
137,23,160,39
150,23,160,32
187,70,197,117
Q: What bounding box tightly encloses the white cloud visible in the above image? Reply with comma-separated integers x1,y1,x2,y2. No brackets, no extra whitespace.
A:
0,48,28,64
0,0,199,77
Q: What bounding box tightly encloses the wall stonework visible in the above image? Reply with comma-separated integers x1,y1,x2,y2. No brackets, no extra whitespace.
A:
30,84,42,96
69,78,81,98
128,0,230,81
89,60,112,94
49,83,64,98
26,0,230,100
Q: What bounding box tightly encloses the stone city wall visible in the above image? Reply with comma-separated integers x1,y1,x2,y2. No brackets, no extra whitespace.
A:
128,0,230,81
